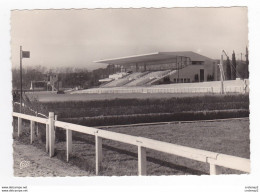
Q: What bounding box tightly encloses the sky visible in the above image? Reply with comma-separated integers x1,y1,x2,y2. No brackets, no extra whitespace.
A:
11,8,248,71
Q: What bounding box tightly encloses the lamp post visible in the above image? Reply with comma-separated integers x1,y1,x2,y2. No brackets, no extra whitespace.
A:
20,46,22,113
19,46,30,113
219,50,230,94
219,54,224,94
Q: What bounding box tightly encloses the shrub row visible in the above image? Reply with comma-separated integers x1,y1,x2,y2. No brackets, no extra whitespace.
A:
61,109,249,127
44,94,249,109
43,95,249,118
54,102,249,118
15,94,249,123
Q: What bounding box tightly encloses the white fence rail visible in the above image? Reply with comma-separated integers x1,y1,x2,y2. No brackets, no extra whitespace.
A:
74,86,246,94
13,112,250,176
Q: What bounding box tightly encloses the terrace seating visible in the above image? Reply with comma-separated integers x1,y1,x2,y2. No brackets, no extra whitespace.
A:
100,79,116,88
125,70,171,86
101,72,143,88
148,70,177,85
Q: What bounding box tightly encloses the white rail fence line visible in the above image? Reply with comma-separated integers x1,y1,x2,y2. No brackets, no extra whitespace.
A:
13,112,250,176
76,86,246,94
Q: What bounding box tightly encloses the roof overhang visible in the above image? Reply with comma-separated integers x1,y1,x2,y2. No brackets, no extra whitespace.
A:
94,51,212,65
94,52,190,65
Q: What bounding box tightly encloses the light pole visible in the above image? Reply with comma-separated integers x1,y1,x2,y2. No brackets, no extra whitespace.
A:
219,50,231,94
20,46,22,113
19,46,30,113
219,54,225,94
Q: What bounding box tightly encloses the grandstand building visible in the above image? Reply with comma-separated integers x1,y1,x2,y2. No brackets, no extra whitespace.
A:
96,52,217,87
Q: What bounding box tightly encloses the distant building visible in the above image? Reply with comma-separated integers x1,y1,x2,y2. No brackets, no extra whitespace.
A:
30,81,47,91
30,73,61,91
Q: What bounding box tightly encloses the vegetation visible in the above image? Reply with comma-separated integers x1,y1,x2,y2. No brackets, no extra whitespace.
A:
14,94,249,126
12,67,46,90
43,94,249,119
13,94,49,117
232,51,237,80
63,109,249,126
12,64,120,90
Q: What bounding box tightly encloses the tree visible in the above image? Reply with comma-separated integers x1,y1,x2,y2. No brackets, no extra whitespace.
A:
231,51,237,80
245,46,249,78
12,66,45,90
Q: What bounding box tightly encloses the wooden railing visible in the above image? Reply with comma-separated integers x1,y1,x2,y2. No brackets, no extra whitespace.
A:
13,112,250,176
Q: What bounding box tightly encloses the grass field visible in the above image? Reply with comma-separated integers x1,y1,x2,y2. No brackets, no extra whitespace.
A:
13,118,250,176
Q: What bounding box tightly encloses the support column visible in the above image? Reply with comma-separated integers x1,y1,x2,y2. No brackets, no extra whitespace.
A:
54,115,58,143
30,120,35,144
49,112,55,157
36,112,39,136
138,145,147,176
18,117,22,137
95,135,103,175
210,164,221,175
46,124,49,152
66,129,72,162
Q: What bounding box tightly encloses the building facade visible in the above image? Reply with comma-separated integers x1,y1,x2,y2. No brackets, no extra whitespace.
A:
95,51,218,84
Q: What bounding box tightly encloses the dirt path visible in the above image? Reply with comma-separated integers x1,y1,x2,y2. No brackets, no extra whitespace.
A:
13,140,92,177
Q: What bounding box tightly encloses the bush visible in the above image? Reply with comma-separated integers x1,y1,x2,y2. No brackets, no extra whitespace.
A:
43,94,249,118
15,94,249,126
62,109,249,127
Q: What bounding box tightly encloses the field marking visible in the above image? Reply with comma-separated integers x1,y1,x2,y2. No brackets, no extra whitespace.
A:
94,117,249,129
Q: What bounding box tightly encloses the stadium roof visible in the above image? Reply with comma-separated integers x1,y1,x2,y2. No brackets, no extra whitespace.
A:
94,51,213,65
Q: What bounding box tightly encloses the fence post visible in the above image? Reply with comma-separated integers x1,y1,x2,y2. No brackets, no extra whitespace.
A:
95,135,103,175
36,112,39,136
54,115,58,142
18,117,22,137
46,124,49,152
36,122,39,136
66,129,72,162
138,145,147,176
49,112,55,157
209,163,221,175
30,120,35,144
